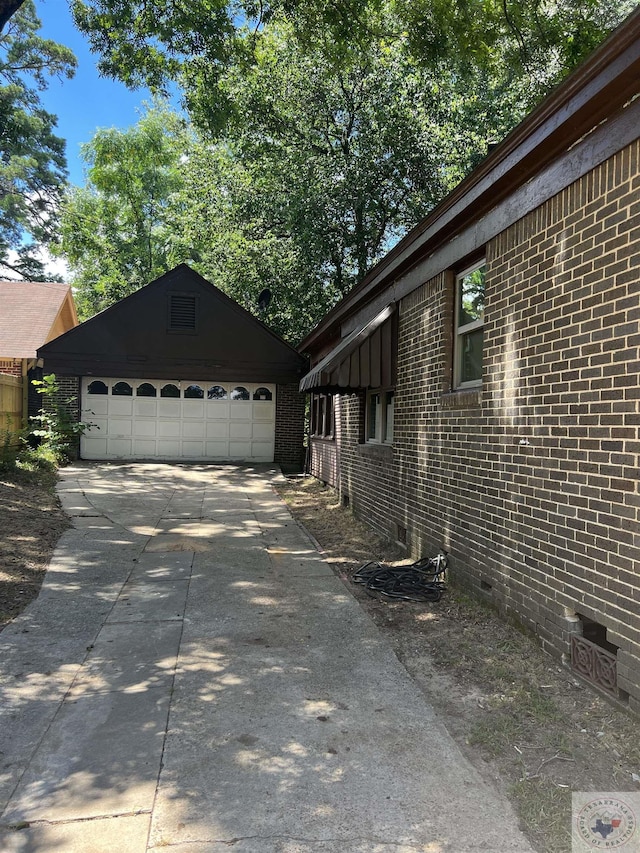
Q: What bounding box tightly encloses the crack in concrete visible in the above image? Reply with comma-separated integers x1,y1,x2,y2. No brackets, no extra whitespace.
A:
148,835,436,850
1,808,152,831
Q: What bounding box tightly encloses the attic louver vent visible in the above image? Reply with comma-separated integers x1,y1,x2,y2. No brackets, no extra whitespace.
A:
169,294,197,331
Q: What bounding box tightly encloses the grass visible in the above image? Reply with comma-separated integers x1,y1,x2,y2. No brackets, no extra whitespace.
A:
467,714,524,756
511,778,573,853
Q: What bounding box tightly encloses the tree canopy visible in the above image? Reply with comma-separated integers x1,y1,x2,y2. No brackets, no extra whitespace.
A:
57,106,193,316
71,0,636,128
58,29,465,341
57,0,637,340
0,0,76,280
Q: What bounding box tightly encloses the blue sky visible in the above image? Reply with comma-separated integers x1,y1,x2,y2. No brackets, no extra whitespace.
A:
36,0,154,186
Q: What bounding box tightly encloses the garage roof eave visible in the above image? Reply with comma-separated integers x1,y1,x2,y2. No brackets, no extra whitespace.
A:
37,355,307,385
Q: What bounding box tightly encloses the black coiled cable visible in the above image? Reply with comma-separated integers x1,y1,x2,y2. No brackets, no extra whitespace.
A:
352,553,448,602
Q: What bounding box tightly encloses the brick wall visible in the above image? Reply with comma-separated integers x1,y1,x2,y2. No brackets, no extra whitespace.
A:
27,366,43,419
482,140,640,708
47,375,81,459
47,375,80,418
309,438,339,485
321,139,640,709
0,359,22,378
274,383,306,471
309,393,341,485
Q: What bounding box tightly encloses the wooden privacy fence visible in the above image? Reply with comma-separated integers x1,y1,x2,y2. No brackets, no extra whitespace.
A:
0,373,24,438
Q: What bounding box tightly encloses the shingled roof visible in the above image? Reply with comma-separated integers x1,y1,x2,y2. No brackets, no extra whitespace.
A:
0,280,78,359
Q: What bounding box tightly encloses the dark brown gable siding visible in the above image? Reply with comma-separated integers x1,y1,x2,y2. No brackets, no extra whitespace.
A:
39,266,307,384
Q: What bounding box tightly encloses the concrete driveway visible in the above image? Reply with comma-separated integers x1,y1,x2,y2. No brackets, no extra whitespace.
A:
0,463,533,852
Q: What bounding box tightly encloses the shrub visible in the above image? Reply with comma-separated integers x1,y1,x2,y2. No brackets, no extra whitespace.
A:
25,374,92,468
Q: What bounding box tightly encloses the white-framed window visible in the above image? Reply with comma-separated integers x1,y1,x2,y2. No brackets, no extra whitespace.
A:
455,261,486,388
366,389,394,444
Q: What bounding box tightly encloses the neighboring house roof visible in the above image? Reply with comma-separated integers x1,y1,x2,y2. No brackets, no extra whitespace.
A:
298,5,640,354
0,280,78,359
38,264,308,383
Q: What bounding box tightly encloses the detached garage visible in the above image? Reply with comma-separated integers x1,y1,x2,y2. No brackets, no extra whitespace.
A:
38,265,308,468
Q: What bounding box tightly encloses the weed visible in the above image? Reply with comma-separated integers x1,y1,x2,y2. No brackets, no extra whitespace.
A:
28,374,85,464
1,375,90,473
467,713,523,756
0,430,19,472
0,418,24,472
497,638,523,654
486,661,518,684
517,687,562,723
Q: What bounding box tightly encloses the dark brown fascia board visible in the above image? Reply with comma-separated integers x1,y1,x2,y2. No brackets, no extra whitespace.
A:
298,6,640,353
39,356,306,383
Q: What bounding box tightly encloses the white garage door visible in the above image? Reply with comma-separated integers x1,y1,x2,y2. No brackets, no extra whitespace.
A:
80,378,276,462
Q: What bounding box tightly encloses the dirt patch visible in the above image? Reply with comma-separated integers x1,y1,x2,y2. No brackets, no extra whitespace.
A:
275,475,640,853
0,468,70,631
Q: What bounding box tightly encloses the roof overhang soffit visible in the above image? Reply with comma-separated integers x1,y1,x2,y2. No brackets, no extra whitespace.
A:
299,305,396,393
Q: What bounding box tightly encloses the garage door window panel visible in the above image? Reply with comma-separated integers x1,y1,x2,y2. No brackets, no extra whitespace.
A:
137,383,157,397
184,384,204,399
253,387,272,401
161,384,180,398
208,385,227,400
231,386,250,401
113,381,133,396
87,380,108,395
